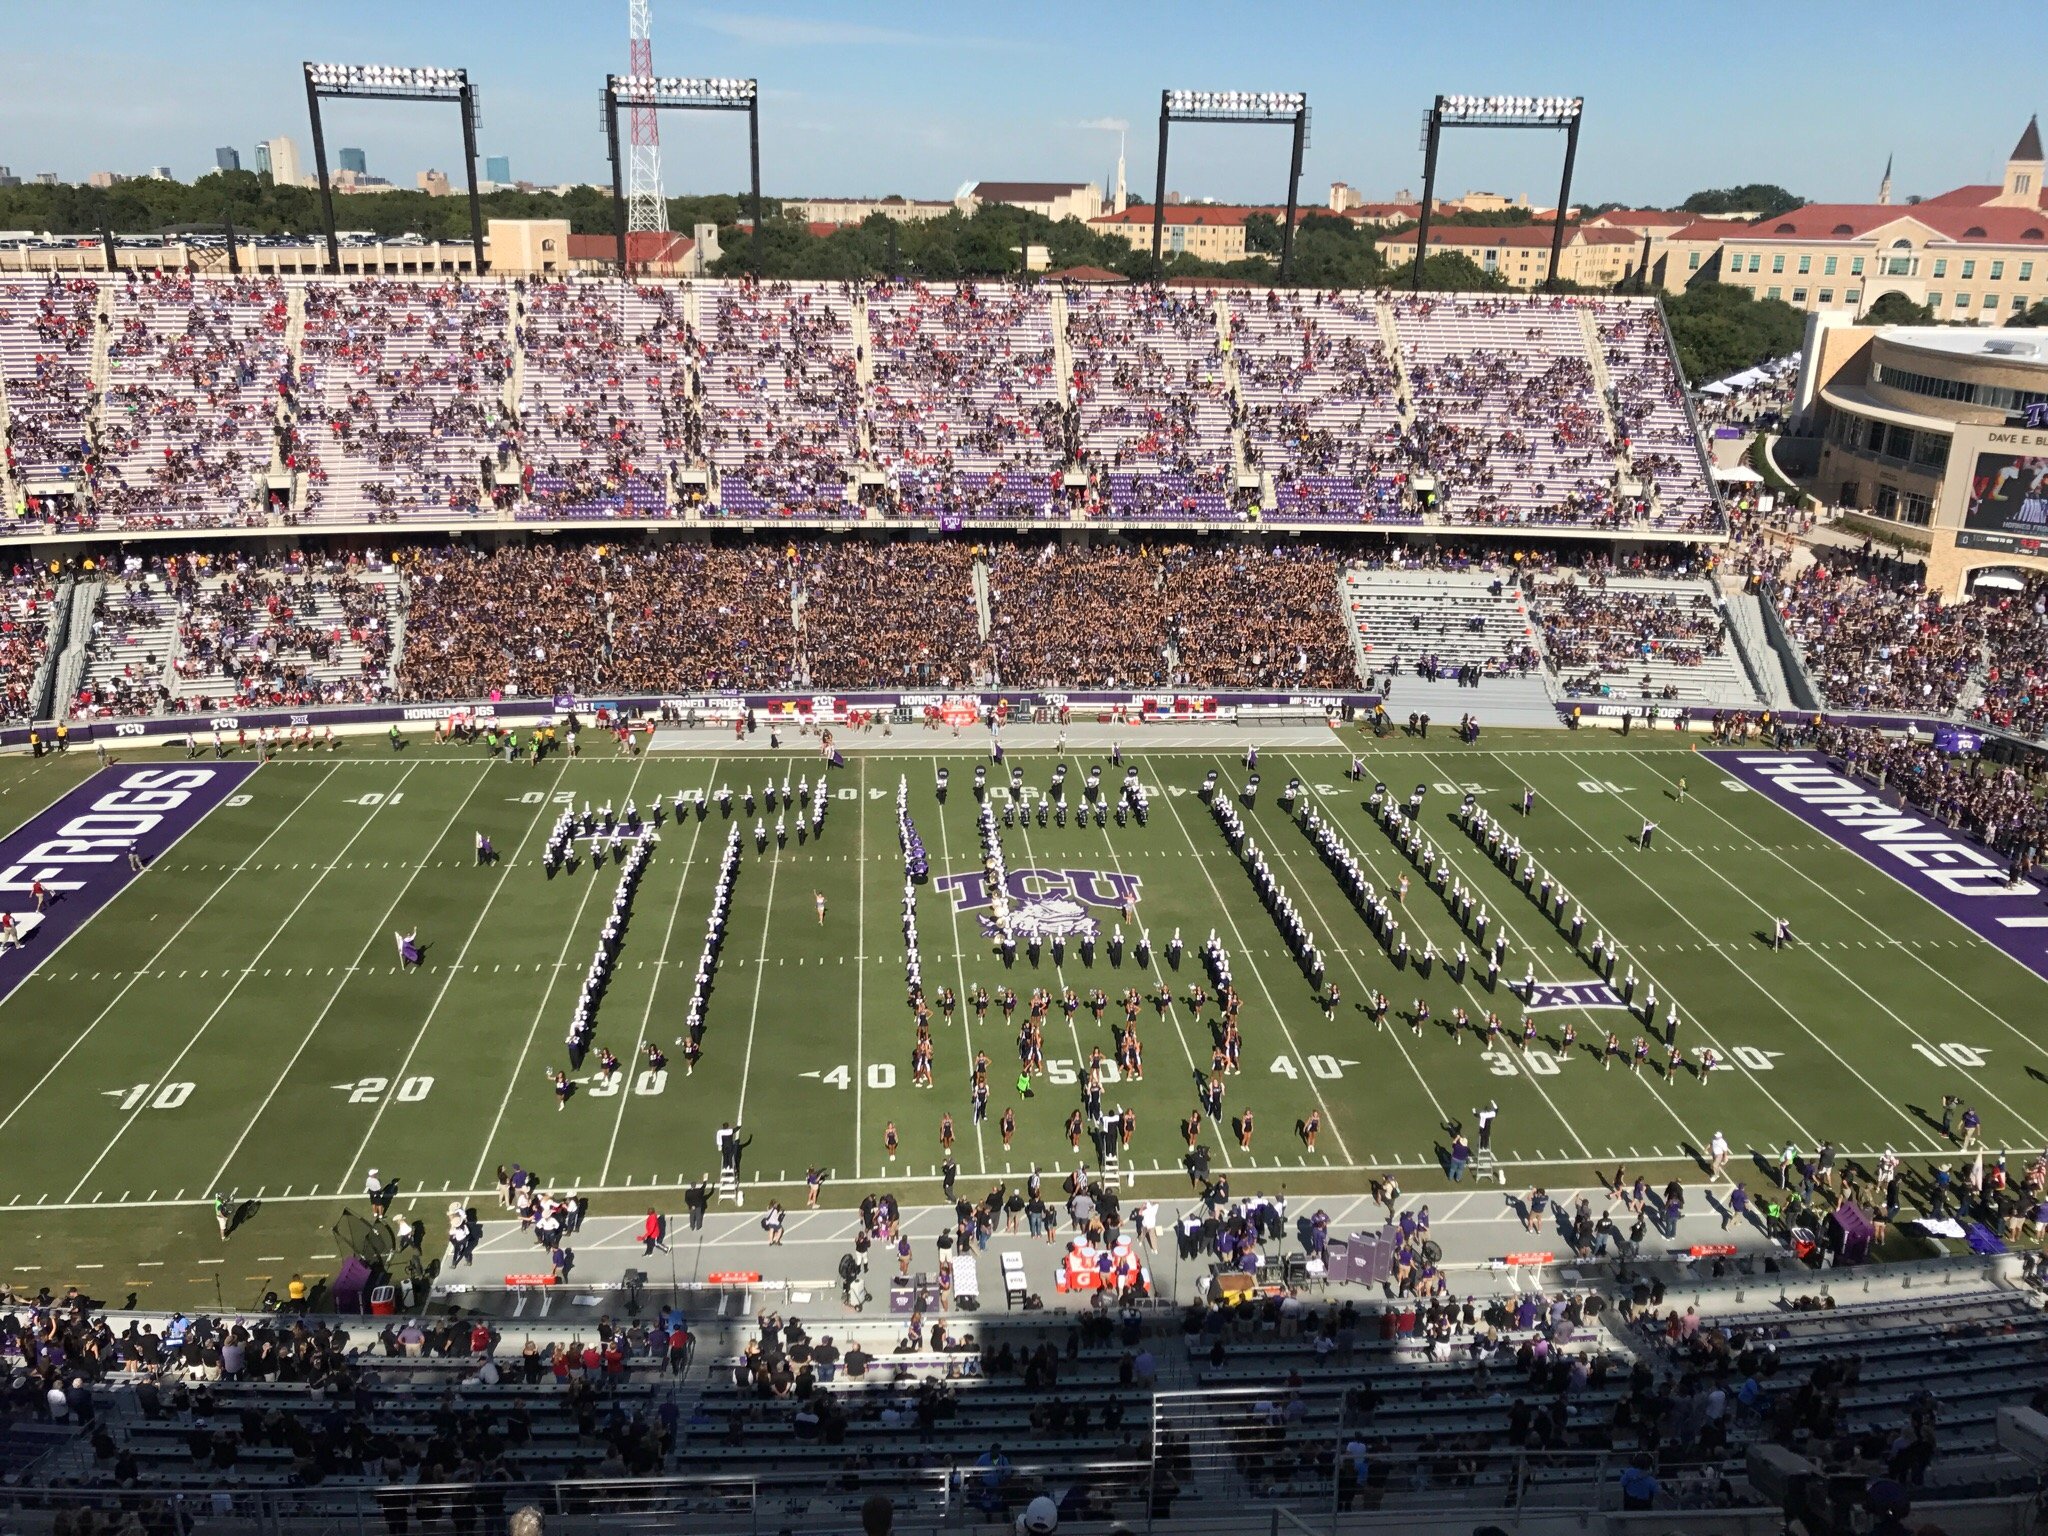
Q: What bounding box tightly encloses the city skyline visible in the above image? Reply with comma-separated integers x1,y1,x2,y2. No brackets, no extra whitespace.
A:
0,0,2038,209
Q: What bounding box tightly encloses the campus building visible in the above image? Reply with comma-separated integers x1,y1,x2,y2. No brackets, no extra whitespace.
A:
1377,221,1640,289
1801,316,2048,594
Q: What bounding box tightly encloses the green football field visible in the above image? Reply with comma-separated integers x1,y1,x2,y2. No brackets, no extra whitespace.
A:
0,725,2044,1308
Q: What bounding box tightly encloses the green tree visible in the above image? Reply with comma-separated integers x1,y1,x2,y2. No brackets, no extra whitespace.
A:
1681,184,1801,218
1862,292,1934,327
1242,213,1282,256
1662,282,1805,382
2006,299,2048,327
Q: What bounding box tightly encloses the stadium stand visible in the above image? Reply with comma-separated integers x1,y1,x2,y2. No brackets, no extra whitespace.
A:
0,276,1725,538
0,568,61,723
1529,572,1751,705
698,280,860,519
92,273,291,532
865,281,1065,521
299,279,514,525
67,566,177,718
168,552,400,709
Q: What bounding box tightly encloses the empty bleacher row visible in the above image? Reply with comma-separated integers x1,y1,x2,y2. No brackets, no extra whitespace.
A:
0,275,1723,538
15,1262,2047,1528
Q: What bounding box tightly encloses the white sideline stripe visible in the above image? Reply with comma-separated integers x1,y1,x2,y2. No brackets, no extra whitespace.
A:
1516,751,1936,1152
66,764,426,1200
1599,753,2048,1148
0,763,330,1139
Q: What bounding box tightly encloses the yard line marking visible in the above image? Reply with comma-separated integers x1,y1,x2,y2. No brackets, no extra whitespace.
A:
1395,750,1701,1151
66,763,427,1201
1517,752,1932,1152
326,760,579,1194
598,763,722,1185
1633,751,2048,1081
0,764,341,1142
470,752,654,1189
212,763,500,1191
1601,753,2048,1146
854,756,874,1182
1148,756,1354,1164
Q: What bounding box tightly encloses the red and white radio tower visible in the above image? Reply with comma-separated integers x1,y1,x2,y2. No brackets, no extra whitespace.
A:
626,0,668,234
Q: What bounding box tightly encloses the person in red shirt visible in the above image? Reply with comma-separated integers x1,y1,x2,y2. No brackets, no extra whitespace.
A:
642,1208,667,1255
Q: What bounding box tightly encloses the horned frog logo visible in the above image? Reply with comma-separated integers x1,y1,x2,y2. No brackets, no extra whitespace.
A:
979,896,1098,942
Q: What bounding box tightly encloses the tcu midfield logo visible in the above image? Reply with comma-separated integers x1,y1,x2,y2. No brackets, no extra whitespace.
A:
931,867,1143,941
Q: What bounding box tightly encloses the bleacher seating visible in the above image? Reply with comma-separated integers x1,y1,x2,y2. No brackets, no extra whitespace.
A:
0,276,1729,539
0,277,98,502
0,569,60,723
1392,294,1622,529
92,273,289,531
515,280,678,522
1530,573,1754,705
1230,289,1412,525
169,555,400,709
1342,566,1542,680
865,282,1064,520
69,570,176,719
299,279,512,524
698,280,859,518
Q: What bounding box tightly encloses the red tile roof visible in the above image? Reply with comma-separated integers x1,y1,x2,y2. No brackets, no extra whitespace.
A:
1587,209,1692,228
1749,203,2048,243
1092,204,1303,228
1916,184,2002,207
564,232,695,264
1380,222,1634,249
1668,218,1762,241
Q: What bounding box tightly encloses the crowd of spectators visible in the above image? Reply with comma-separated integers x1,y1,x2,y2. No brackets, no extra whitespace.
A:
0,567,59,723
699,281,859,518
0,277,98,489
172,552,398,709
1968,575,2048,741
397,541,799,701
1067,288,1233,483
1530,573,1728,677
300,280,513,523
865,282,1064,520
515,281,689,520
797,541,983,689
69,569,174,718
1771,554,1981,714
91,273,290,531
1161,543,1356,689
1824,724,2048,862
984,540,1171,690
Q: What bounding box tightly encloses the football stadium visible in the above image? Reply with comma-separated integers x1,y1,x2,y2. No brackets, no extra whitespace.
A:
2,10,2048,1536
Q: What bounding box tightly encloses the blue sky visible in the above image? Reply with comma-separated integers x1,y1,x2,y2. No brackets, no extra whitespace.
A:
1,0,2039,208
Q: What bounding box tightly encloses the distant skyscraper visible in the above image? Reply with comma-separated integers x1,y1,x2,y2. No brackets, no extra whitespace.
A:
216,146,240,173
485,155,511,185
148,166,173,181
256,136,302,187
0,166,18,189
339,147,367,175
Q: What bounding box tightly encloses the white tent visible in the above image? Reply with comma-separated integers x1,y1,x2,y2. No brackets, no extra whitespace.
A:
1712,464,1764,484
1700,381,1734,397
1972,572,2025,591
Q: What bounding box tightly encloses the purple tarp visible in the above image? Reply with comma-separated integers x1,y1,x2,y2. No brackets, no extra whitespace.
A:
1705,751,2048,985
0,763,258,1004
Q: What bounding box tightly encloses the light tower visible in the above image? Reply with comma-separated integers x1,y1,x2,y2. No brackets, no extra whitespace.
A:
626,0,668,234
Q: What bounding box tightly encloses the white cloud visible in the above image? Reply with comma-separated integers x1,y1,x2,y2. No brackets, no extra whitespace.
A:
1077,117,1129,133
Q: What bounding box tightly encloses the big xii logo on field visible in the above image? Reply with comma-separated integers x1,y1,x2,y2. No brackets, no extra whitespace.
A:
932,867,1143,942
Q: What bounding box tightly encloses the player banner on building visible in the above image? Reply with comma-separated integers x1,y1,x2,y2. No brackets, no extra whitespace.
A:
1966,449,2048,539
0,764,259,1003
1706,752,2048,984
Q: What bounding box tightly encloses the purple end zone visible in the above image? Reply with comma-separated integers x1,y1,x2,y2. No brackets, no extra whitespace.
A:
1705,751,2048,984
0,763,259,1005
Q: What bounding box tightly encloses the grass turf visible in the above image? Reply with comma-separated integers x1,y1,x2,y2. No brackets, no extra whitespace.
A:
0,725,2042,1308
